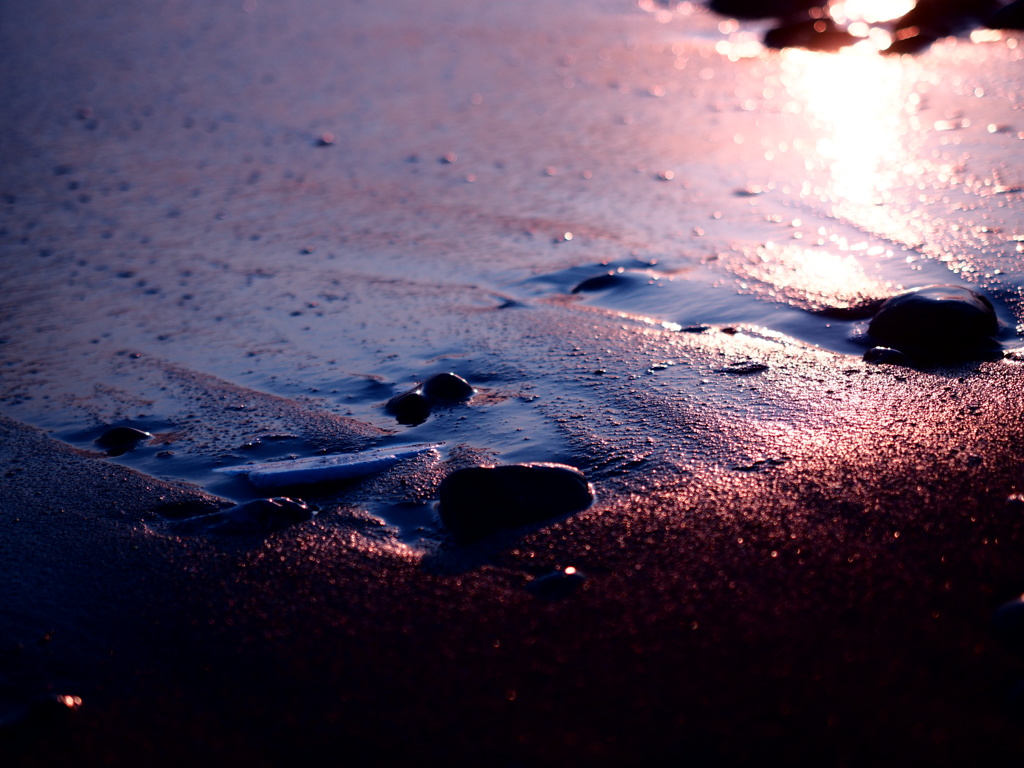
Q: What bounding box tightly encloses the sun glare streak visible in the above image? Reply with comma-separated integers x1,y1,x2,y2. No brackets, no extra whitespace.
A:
829,0,916,24
782,47,910,213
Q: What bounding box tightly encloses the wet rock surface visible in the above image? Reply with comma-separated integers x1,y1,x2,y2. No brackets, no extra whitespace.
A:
866,285,1000,362
526,566,588,600
386,372,474,425
94,426,153,455
419,372,475,403
170,497,314,536
862,346,914,367
438,463,595,543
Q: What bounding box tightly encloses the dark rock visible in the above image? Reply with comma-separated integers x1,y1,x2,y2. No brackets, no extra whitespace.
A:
94,426,153,453
171,497,314,535
438,463,595,543
420,372,475,402
763,17,859,51
863,346,914,366
153,498,227,520
526,567,587,600
708,0,826,21
386,390,432,425
717,360,769,375
866,285,999,361
572,272,625,293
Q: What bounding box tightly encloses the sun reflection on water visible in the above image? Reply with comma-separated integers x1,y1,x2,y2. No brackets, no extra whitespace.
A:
781,46,911,216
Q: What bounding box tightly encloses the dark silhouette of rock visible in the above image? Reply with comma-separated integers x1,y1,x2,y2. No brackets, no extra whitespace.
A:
526,567,588,599
863,346,914,366
94,426,153,454
171,497,314,535
438,463,595,543
420,372,475,402
866,285,1000,361
386,390,432,425
763,17,859,51
386,372,474,424
708,0,826,20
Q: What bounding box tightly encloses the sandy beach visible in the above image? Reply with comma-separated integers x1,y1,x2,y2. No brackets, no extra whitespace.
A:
4,0,1024,764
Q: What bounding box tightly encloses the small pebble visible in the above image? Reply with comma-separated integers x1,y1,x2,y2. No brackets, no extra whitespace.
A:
171,497,314,535
717,361,768,375
438,463,595,543
386,390,431,425
863,346,913,366
95,426,153,454
527,566,587,600
420,372,475,402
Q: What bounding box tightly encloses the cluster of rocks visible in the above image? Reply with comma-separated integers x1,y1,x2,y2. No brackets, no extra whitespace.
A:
386,372,475,425
708,0,1024,54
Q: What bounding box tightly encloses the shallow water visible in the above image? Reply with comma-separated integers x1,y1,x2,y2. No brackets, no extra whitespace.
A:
2,0,1024,542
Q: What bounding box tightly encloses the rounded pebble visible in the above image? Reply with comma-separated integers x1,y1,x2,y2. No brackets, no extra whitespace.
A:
438,463,595,543
94,426,153,453
571,272,627,293
867,285,999,361
171,497,314,535
386,390,431,425
863,346,913,366
420,372,475,402
526,566,587,600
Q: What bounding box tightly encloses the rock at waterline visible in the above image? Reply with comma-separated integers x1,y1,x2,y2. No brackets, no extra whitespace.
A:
170,497,314,535
386,372,474,424
863,346,913,367
866,285,1000,361
386,390,432,425
95,426,153,453
420,372,475,402
438,463,595,543
527,567,588,600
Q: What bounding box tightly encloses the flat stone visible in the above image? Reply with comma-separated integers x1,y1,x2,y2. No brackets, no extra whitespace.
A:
438,463,595,543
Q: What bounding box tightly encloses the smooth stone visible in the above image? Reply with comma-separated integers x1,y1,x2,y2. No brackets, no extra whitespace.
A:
386,390,431,425
420,372,474,402
763,18,859,51
717,361,769,375
94,426,153,454
171,497,314,535
438,463,595,543
708,0,826,20
863,346,914,367
571,272,625,293
866,285,999,361
526,567,587,600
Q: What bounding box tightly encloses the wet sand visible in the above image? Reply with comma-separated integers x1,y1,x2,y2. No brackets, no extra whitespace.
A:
4,0,1024,764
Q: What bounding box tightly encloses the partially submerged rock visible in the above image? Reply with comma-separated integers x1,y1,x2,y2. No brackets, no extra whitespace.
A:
170,497,314,535
438,463,595,543
420,372,475,402
386,372,474,424
866,285,1000,362
95,426,152,454
526,566,588,600
863,346,913,367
